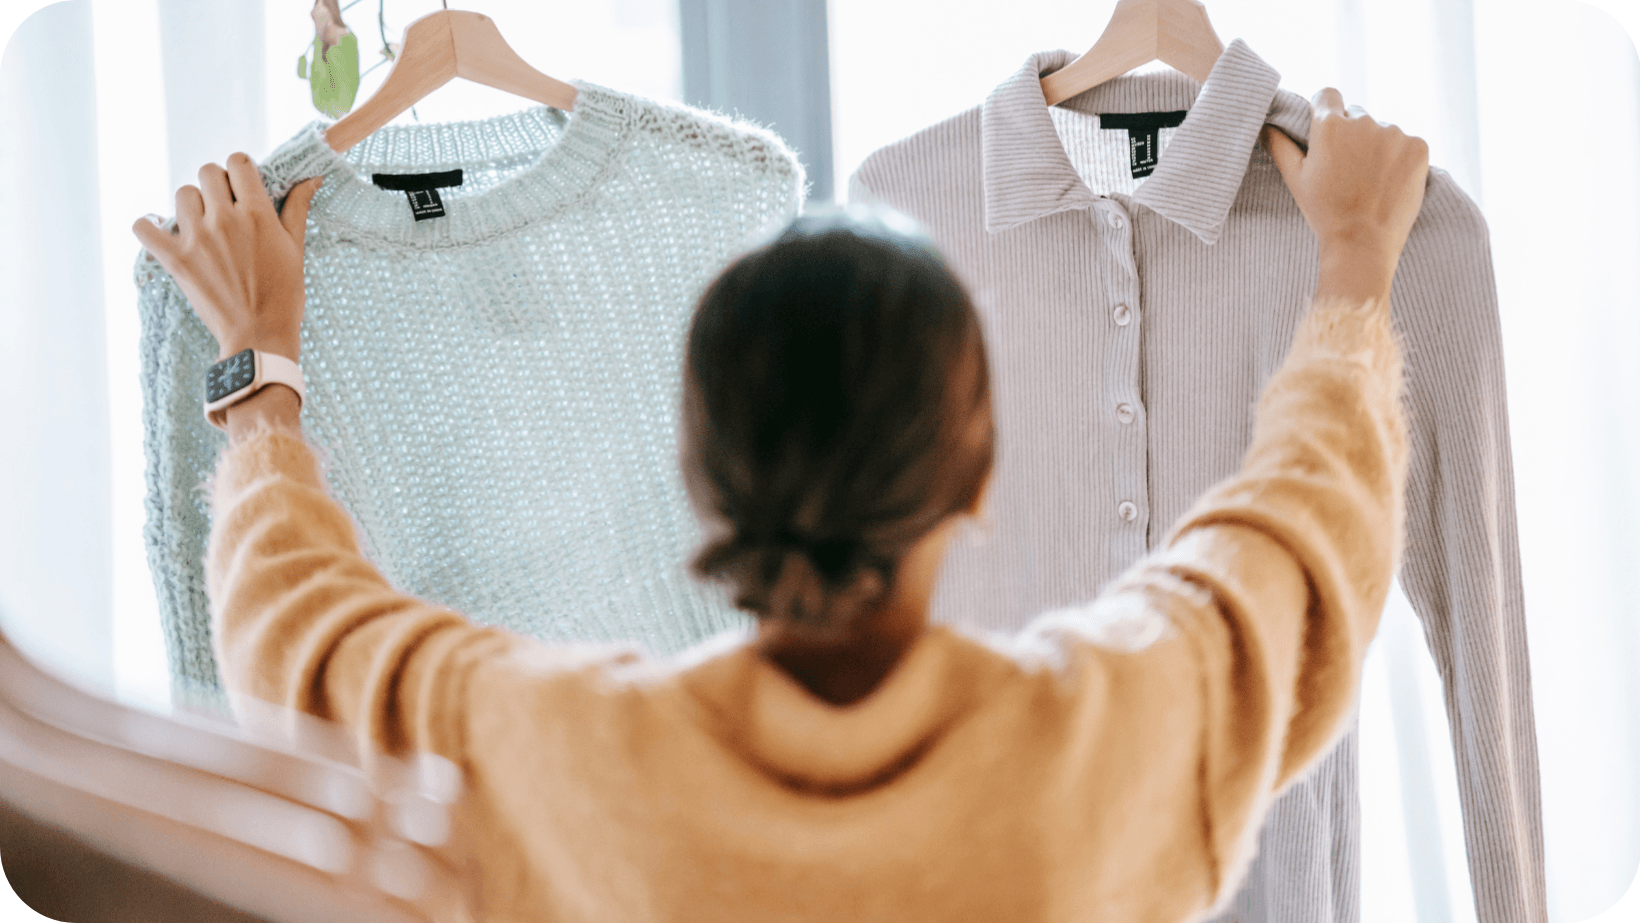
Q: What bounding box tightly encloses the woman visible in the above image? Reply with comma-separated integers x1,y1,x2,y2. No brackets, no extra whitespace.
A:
133,88,1426,920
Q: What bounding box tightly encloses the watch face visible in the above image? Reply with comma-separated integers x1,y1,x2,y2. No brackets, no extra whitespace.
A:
206,349,257,403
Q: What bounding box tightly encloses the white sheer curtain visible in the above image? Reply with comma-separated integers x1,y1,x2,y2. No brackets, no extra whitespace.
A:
0,0,112,696
828,1,1639,920
1,0,1636,920
1478,4,1640,920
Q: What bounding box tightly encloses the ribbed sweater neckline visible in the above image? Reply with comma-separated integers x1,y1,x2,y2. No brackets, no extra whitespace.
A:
262,81,632,250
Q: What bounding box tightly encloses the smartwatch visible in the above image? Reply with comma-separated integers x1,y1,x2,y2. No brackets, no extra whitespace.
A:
203,348,305,430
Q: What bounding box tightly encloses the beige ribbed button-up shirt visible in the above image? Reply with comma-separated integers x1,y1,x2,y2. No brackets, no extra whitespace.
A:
850,40,1545,923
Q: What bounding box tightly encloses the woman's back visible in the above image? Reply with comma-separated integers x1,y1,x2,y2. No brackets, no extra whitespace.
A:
203,291,1403,919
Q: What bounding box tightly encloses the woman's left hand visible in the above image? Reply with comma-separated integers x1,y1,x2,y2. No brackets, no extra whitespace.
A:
133,155,321,363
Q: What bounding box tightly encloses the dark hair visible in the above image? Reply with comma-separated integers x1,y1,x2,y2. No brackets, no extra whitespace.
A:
681,208,994,631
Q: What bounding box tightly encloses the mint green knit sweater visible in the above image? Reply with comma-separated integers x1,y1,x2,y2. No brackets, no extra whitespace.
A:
135,83,804,706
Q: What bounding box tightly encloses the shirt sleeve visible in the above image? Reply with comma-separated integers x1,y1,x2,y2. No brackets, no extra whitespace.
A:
1391,171,1545,922
1045,297,1409,910
205,426,518,762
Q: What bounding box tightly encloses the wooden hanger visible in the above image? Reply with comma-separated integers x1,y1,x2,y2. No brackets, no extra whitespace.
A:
326,3,578,153
1041,0,1224,106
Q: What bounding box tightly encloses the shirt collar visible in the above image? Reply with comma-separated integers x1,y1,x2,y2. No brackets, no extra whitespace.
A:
981,39,1312,244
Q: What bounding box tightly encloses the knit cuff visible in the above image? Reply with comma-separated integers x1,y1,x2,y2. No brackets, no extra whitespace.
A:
1288,297,1405,394
210,426,329,510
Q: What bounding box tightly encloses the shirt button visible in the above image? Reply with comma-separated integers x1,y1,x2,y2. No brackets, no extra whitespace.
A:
1112,303,1132,326
1118,501,1138,522
1116,403,1136,424
1106,212,1125,230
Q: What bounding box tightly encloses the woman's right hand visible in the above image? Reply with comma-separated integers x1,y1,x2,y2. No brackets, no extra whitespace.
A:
1264,88,1430,305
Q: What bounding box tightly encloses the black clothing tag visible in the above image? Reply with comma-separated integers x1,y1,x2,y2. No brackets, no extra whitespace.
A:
372,170,465,221
1099,111,1188,178
372,169,465,191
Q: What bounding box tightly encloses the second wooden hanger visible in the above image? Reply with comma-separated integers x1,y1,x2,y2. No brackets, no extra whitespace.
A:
1041,0,1225,106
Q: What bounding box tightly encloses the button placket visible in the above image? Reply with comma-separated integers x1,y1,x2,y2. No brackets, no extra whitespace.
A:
1099,200,1146,543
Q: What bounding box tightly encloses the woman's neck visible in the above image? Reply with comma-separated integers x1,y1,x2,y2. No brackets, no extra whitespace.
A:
752,518,958,706
755,600,929,706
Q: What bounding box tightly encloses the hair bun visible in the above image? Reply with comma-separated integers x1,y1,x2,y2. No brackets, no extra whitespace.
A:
798,537,861,583
695,531,887,630
744,530,858,577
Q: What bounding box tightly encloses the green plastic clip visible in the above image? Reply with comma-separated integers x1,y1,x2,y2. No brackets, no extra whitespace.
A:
305,31,360,119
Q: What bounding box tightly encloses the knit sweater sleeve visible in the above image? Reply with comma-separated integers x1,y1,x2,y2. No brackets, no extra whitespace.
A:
205,425,519,761
1072,297,1408,908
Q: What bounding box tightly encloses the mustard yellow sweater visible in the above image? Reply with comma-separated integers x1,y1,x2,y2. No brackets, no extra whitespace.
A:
206,299,1405,921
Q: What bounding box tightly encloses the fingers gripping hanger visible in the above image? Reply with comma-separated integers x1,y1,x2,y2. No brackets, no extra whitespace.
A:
326,0,578,153
1041,0,1224,106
